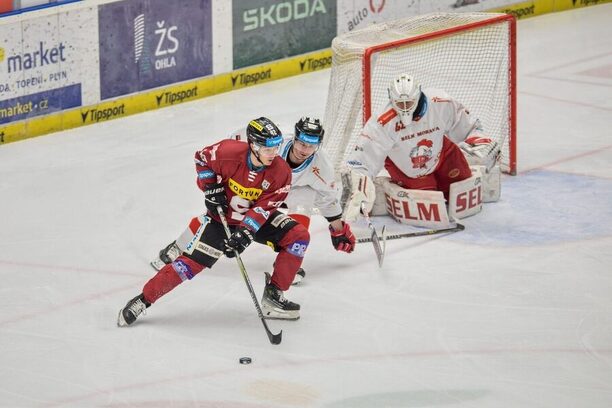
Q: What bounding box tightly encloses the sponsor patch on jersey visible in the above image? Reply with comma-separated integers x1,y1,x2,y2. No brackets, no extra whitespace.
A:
228,178,262,200
287,240,308,258
262,180,270,190
172,259,194,281
243,216,261,232
253,206,270,219
273,184,291,195
198,170,216,179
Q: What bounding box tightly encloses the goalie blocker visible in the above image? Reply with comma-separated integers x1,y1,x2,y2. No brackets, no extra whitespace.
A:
348,165,500,228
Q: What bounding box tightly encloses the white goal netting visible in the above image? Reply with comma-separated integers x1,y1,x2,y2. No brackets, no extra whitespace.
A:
323,12,516,174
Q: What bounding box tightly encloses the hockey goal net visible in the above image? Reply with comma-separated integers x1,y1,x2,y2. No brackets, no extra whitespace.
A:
322,12,517,175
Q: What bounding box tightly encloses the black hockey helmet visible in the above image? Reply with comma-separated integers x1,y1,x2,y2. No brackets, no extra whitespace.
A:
294,117,324,145
246,117,283,148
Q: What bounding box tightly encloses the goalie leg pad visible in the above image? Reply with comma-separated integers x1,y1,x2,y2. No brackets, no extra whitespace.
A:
448,168,484,219
382,178,452,228
371,176,390,216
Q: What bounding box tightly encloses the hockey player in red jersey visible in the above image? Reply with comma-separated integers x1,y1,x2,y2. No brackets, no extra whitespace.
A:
117,117,309,326
150,117,356,286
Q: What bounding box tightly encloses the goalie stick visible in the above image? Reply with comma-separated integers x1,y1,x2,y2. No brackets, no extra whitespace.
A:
361,201,386,267
357,223,465,243
217,206,282,345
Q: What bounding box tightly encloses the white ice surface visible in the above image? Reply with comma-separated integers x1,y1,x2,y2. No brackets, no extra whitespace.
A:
1,5,611,408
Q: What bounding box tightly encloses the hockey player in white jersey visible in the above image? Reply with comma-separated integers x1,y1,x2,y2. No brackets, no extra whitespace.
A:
153,117,355,284
344,73,501,227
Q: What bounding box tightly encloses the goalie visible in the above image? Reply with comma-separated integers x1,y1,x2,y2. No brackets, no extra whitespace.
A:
344,73,501,228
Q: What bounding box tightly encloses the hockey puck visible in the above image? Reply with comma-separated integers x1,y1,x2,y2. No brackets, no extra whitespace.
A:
239,357,252,365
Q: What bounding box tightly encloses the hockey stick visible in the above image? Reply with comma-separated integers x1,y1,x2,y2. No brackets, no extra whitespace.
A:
361,201,386,268
217,206,282,345
357,223,465,243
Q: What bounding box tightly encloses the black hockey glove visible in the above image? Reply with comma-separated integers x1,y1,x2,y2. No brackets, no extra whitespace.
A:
223,226,254,258
204,183,228,214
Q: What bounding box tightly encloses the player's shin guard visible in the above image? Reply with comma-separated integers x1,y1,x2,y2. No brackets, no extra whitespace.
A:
143,256,204,304
270,224,310,291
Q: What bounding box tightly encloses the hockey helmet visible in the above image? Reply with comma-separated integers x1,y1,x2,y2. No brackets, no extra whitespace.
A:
294,117,324,145
246,117,283,148
388,73,421,123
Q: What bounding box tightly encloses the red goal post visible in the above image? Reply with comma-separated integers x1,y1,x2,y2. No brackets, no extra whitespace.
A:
323,12,517,175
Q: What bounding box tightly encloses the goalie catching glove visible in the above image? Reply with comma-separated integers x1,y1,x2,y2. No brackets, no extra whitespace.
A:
329,222,356,253
223,226,254,258
343,171,376,222
204,182,228,214
460,136,500,171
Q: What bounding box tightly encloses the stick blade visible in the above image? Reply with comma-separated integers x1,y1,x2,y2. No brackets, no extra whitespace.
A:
268,330,282,345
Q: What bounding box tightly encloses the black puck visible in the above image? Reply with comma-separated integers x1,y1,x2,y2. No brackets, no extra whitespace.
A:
239,357,252,365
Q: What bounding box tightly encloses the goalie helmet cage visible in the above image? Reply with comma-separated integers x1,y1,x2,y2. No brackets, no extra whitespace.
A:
323,12,517,175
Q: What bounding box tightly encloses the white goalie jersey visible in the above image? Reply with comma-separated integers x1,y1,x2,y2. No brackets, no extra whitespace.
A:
230,128,342,219
348,88,485,179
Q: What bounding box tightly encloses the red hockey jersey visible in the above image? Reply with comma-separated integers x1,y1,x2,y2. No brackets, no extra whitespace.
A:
194,139,291,232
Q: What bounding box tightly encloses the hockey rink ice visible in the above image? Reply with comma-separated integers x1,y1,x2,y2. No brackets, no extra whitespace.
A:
1,5,611,408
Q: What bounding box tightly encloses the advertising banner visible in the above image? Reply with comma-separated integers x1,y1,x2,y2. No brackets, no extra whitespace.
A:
336,0,526,35
0,8,98,124
419,0,518,13
232,0,337,69
98,0,213,100
338,0,419,34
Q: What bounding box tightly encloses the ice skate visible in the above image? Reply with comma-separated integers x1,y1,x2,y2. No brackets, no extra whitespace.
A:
262,273,300,320
117,294,150,327
150,241,181,271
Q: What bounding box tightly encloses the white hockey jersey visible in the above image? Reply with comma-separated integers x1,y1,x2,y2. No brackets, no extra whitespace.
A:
229,128,342,219
348,88,485,179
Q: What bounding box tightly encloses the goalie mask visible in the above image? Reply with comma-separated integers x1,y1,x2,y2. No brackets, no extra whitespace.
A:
388,74,421,124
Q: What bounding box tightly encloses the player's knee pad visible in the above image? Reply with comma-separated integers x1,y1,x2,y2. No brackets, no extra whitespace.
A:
370,176,389,216
280,224,310,259
381,177,452,228
448,168,485,219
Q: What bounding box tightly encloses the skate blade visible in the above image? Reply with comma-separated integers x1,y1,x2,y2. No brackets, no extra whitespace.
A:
262,305,300,321
263,314,300,321
117,309,128,327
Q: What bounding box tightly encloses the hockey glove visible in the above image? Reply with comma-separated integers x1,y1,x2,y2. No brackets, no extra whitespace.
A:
223,226,254,258
329,222,356,253
460,136,500,171
343,171,376,222
204,183,228,214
